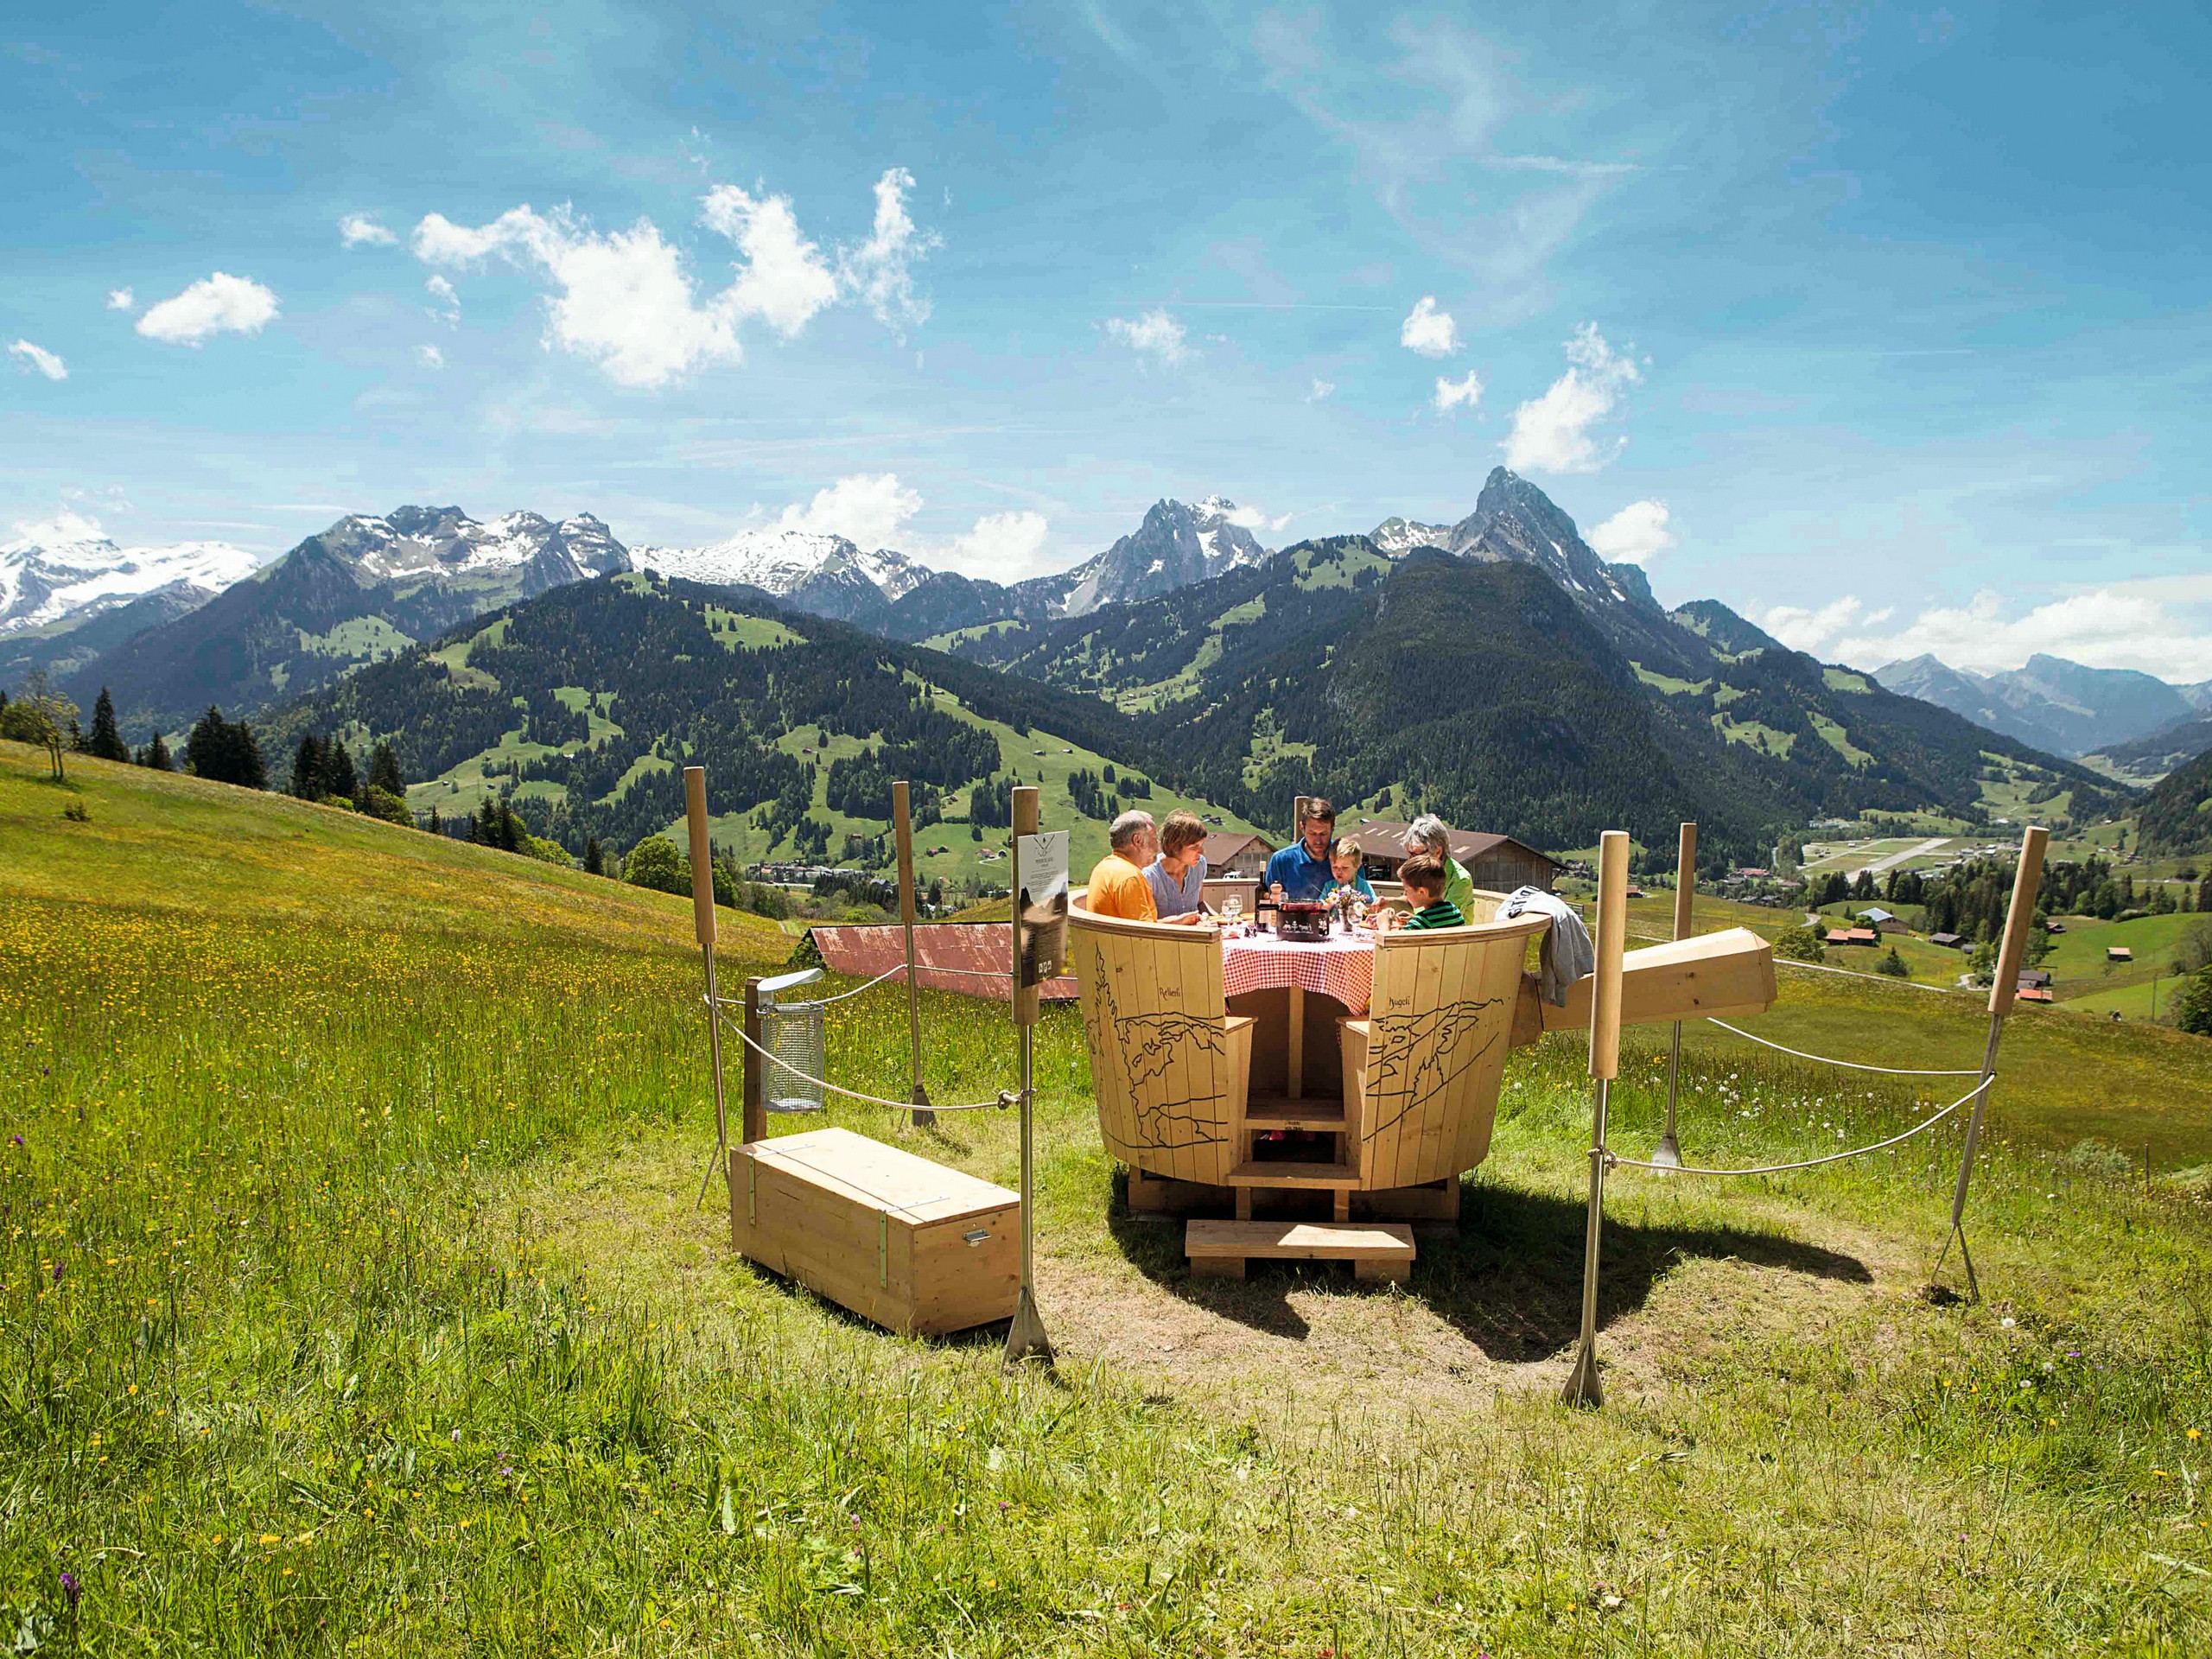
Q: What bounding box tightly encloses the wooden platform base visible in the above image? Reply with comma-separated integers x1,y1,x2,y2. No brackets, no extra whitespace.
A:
1185,1219,1415,1283
1126,1168,1460,1224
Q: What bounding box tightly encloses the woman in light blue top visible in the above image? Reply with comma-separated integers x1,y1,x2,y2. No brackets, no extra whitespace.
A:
1143,809,1210,918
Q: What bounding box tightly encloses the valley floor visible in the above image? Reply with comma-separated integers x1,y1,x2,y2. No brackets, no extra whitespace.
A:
5,742,2212,1655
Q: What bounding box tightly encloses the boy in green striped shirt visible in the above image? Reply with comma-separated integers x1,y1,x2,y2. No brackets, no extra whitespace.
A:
1396,854,1465,930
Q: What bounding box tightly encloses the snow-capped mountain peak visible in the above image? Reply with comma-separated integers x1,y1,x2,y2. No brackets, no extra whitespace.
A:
316,505,625,585
635,526,858,594
0,524,267,634
1367,517,1454,557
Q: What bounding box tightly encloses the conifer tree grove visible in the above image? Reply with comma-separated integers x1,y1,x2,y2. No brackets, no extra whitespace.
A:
367,741,404,798
290,734,327,799
324,741,359,804
137,731,173,772
87,687,130,762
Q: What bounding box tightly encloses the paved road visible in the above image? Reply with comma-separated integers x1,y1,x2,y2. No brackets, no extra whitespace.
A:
1850,836,1951,881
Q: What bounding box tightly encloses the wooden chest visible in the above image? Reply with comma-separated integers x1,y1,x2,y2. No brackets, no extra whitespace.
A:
728,1128,1020,1337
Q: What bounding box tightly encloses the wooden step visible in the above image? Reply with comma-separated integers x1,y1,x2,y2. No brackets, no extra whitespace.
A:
1243,1095,1345,1129
1224,1160,1359,1190
1185,1219,1414,1283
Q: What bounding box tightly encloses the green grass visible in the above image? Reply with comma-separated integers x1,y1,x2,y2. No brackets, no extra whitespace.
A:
1629,662,1708,696
9,741,2212,1653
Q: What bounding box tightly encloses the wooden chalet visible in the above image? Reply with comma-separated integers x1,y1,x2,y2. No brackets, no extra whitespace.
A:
1857,906,1906,933
1200,830,1275,879
1339,820,1561,893
1825,926,1879,946
1929,931,1964,950
2018,968,2053,991
2017,987,2054,1003
2107,946,2133,963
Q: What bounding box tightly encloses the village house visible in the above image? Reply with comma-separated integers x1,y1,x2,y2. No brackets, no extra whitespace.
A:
1340,820,1562,893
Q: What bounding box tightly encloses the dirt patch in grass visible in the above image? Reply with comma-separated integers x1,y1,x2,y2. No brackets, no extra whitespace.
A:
498,1129,1923,1431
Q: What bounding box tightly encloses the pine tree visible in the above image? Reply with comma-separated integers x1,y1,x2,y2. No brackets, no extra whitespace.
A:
324,741,359,804
183,707,266,789
86,688,130,762
290,734,327,799
68,716,88,753
367,741,404,797
497,799,524,853
584,836,604,876
428,805,442,836
138,731,173,772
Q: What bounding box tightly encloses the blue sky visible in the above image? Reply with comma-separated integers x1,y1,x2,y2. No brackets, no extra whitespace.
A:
5,1,2210,679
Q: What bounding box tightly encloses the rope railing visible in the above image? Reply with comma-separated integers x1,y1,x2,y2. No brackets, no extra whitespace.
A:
1702,1017,1983,1077
712,1006,1014,1114
1605,1075,1992,1178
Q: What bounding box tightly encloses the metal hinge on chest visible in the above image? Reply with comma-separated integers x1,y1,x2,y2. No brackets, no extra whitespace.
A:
877,1215,890,1287
746,1160,757,1225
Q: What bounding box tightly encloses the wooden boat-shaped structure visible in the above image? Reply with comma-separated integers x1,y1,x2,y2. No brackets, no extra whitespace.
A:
1067,890,1777,1238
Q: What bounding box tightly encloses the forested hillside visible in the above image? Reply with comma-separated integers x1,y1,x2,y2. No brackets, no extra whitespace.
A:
2139,747,2212,853
287,572,1260,884
938,532,2124,856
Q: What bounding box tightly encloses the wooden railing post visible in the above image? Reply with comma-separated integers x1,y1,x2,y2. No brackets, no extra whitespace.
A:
1004,785,1053,1365
1936,823,2048,1299
893,780,934,1127
1654,822,1697,1171
685,766,729,1208
1562,830,1629,1408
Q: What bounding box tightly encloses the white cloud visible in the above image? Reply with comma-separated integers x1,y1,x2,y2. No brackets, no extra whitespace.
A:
424,275,460,323
1761,588,2212,683
1503,321,1641,474
136,272,280,346
1306,377,1336,403
837,166,938,330
412,169,905,387
948,510,1052,578
1432,370,1483,413
1400,296,1460,357
414,206,740,387
698,184,839,336
1586,499,1675,566
1105,308,1187,366
416,344,445,370
10,509,105,544
339,213,398,248
8,340,67,381
777,473,923,550
105,288,134,311
1218,501,1294,535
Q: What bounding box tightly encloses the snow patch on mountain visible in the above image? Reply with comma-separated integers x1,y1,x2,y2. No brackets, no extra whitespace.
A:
329,506,626,585
0,527,267,633
1367,517,1454,557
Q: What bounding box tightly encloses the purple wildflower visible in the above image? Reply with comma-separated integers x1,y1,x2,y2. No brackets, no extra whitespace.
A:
60,1569,79,1608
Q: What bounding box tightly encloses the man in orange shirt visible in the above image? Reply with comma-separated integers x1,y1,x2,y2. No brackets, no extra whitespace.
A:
1084,810,1211,924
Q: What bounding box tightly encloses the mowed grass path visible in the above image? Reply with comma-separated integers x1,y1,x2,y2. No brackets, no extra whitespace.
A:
6,741,2212,1654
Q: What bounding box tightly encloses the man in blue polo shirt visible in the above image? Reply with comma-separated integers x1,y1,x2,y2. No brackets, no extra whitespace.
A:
1264,798,1338,903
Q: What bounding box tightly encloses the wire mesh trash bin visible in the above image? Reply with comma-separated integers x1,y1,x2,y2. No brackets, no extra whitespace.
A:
760,977,827,1116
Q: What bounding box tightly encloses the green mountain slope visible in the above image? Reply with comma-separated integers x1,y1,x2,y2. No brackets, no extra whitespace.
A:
286,571,1262,886
2139,746,2212,853
932,476,2125,854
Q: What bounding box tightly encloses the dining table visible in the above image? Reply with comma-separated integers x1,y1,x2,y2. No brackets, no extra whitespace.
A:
1220,926,1377,1100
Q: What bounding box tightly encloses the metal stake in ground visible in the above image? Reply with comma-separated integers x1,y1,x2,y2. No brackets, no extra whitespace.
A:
893,780,935,1128
1562,829,1630,1408
1934,823,2047,1300
684,766,731,1209
1653,820,1697,1173
1002,784,1055,1367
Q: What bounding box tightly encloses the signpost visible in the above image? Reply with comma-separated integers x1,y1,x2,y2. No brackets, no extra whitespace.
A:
1003,785,1058,1366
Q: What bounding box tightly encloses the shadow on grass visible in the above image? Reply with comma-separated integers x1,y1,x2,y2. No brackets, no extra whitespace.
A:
1108,1169,1870,1362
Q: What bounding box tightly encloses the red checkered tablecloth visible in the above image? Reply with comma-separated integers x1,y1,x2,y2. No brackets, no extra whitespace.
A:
1221,931,1376,1016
